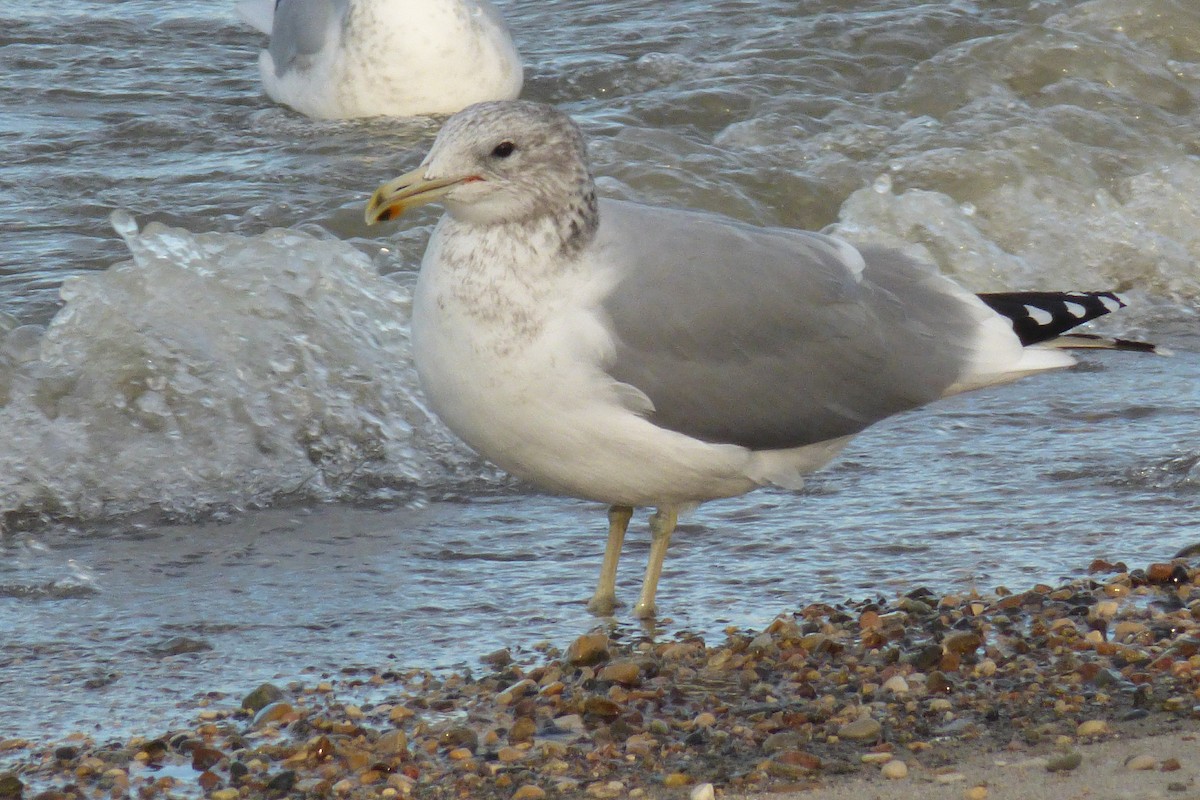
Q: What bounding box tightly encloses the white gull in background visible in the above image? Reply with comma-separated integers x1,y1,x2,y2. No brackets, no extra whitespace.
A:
364,101,1153,619
236,0,522,119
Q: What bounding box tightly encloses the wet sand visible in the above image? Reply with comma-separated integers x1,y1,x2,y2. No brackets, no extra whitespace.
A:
4,557,1200,799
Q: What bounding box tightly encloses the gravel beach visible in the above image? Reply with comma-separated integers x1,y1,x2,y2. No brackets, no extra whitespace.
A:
5,556,1200,800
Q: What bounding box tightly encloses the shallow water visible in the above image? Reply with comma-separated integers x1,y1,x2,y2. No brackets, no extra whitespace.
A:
2,0,1199,743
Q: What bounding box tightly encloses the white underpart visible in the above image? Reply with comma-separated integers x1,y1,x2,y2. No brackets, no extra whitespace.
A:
251,0,522,119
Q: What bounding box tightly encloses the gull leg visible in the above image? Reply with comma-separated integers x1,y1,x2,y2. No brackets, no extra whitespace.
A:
587,504,633,615
633,506,678,619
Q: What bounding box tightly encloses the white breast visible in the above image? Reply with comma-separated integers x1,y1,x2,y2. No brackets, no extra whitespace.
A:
409,222,762,506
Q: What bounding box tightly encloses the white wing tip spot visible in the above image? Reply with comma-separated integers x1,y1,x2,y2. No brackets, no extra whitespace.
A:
1024,304,1054,325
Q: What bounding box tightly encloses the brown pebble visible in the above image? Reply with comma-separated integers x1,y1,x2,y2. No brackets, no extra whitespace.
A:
566,634,610,666
440,726,478,751
775,750,821,770
943,631,982,656
1162,758,1182,772
497,746,525,763
762,732,804,754
483,648,513,667
584,696,621,719
1147,563,1175,583
512,786,547,800
509,716,537,743
663,772,691,788
927,671,954,694
599,661,640,686
375,729,407,755
312,734,336,762
197,770,221,791
190,746,224,771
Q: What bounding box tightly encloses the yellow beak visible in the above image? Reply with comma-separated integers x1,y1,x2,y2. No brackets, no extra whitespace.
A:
364,167,469,225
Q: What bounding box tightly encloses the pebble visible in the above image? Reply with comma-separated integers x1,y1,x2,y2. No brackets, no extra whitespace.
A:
943,631,983,655
837,717,882,741
599,661,641,685
250,700,295,728
934,772,966,783
8,558,1200,800
1125,754,1158,770
513,785,547,800
881,760,908,779
1046,751,1083,772
241,682,286,712
510,716,537,743
566,634,610,666
761,732,804,754
498,746,525,763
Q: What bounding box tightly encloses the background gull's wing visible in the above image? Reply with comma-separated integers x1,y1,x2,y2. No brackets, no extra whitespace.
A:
267,0,345,74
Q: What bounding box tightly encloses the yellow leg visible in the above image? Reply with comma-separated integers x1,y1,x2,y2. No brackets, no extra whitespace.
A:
633,506,678,619
587,505,633,615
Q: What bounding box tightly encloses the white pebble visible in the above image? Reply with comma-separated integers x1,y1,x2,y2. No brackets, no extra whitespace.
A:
882,760,909,779
1126,754,1158,770
934,772,966,783
690,784,715,800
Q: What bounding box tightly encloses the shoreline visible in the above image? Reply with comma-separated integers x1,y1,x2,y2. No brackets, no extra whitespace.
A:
5,557,1200,799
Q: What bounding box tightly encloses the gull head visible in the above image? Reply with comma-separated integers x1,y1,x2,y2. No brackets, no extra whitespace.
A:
365,101,594,228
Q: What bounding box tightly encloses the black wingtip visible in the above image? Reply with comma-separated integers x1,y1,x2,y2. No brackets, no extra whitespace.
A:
976,290,1128,346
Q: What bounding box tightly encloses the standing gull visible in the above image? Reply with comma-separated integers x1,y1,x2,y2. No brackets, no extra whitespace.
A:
364,100,1150,618
236,0,522,119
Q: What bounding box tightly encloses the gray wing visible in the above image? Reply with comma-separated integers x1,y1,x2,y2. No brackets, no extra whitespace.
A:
268,0,346,73
596,199,988,451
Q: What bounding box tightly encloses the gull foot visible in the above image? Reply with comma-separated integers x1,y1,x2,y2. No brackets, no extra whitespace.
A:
587,594,622,616
632,599,656,620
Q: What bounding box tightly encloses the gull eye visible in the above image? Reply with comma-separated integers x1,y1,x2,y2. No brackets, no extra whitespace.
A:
491,141,516,158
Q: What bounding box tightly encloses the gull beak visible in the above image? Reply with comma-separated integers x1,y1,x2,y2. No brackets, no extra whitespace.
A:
364,167,470,225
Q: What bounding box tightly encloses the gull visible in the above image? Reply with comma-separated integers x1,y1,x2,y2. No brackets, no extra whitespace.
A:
235,0,522,119
363,100,1151,618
